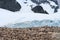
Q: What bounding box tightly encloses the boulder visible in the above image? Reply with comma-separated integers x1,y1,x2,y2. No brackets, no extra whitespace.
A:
31,6,48,14
0,0,21,12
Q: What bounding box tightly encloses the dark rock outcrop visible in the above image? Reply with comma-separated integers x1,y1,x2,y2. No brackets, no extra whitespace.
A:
50,0,58,5
0,0,21,12
50,0,59,13
31,0,59,13
54,6,59,13
31,0,48,4
31,6,48,14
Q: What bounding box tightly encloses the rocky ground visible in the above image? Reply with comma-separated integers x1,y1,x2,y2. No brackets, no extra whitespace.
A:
0,26,60,40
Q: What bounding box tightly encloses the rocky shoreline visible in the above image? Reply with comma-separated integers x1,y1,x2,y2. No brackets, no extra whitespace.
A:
0,26,60,40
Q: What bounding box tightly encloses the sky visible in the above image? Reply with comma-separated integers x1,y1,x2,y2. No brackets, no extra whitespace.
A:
0,0,60,27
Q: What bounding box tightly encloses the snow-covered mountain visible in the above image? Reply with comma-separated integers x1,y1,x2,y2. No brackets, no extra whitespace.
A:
0,0,60,28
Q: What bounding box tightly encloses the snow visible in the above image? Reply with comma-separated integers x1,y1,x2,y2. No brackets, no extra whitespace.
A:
0,0,60,28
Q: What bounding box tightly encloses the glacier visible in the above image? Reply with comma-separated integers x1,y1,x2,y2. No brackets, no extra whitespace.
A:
5,20,60,28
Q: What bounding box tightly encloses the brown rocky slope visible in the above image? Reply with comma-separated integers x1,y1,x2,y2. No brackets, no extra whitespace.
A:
0,26,60,40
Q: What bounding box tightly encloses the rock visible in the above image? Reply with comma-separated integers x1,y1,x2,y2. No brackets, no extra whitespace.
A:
0,27,60,40
0,0,21,12
54,6,59,13
31,0,48,4
50,0,58,5
31,6,48,14
50,0,59,13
